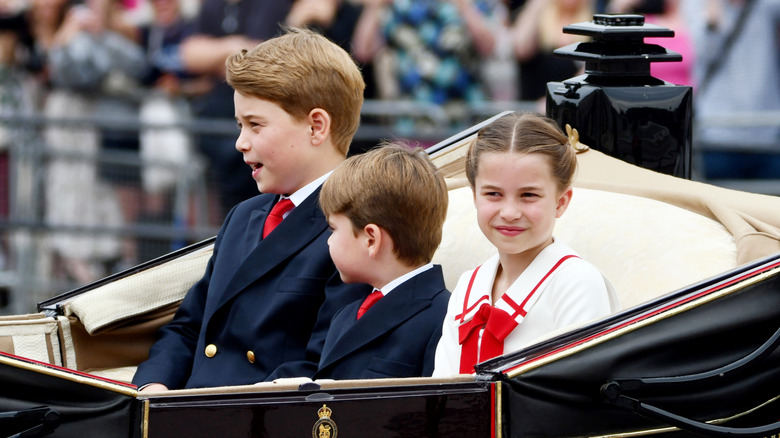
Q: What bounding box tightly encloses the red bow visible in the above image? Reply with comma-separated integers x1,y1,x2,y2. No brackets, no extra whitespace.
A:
458,303,518,374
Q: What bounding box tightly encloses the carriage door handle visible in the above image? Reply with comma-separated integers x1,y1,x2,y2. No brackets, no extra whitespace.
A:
0,406,60,438
601,324,780,438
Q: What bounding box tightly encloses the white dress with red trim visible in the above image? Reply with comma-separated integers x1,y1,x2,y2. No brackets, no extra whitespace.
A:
432,239,619,377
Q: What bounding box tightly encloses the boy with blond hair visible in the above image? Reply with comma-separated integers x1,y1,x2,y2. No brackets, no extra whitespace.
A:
315,144,450,379
133,27,372,390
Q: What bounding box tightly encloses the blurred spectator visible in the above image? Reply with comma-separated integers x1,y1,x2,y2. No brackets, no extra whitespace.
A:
604,0,664,13
607,0,694,87
135,0,206,261
0,0,37,223
511,0,593,103
286,0,345,41
683,0,780,180
351,0,508,134
0,0,65,94
0,0,71,291
285,0,382,154
44,0,147,282
180,0,292,217
0,0,67,162
286,0,379,97
479,0,517,102
139,0,202,95
0,0,51,226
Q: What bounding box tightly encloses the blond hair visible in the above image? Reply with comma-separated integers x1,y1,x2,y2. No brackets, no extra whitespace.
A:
320,144,449,267
466,112,577,192
225,27,365,156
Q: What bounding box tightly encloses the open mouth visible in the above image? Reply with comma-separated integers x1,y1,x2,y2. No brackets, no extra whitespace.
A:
250,162,263,178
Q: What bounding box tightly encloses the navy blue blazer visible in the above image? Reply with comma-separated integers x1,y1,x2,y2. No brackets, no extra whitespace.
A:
132,189,371,389
314,265,450,380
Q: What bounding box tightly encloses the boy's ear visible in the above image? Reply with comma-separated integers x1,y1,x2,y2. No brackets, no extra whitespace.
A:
555,187,573,218
307,108,331,146
363,223,383,258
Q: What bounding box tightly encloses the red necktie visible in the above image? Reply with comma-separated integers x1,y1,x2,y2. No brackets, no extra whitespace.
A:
262,198,294,238
457,302,518,374
357,290,383,319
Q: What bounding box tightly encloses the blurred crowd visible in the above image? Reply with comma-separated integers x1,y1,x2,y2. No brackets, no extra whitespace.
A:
0,0,778,284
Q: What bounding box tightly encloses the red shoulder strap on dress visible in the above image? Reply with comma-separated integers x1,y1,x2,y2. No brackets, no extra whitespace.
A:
455,265,484,322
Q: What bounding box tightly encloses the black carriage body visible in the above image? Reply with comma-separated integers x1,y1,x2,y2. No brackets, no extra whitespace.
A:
0,353,141,438
0,354,495,438
143,381,493,437
2,253,779,437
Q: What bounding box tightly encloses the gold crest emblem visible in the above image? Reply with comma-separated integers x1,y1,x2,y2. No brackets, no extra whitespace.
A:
312,404,338,438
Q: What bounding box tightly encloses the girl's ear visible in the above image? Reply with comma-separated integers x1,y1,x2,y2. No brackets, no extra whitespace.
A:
555,187,573,218
308,108,331,146
363,223,383,258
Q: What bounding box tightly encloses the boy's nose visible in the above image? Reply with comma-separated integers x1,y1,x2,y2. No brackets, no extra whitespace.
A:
235,133,249,152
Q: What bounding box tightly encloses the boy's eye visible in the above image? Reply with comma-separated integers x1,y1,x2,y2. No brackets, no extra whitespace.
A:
236,120,261,130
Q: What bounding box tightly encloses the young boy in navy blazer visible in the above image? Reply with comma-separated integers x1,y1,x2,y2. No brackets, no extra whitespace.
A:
132,28,372,391
315,144,451,380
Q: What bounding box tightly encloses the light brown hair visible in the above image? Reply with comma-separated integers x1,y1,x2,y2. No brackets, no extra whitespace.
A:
225,27,365,156
466,112,576,192
320,144,449,267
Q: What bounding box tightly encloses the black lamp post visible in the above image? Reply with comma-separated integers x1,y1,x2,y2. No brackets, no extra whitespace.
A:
546,14,692,179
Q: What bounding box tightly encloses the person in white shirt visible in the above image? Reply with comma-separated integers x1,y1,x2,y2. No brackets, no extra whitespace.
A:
433,112,619,377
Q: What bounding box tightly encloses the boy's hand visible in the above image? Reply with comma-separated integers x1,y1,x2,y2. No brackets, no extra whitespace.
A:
139,383,169,393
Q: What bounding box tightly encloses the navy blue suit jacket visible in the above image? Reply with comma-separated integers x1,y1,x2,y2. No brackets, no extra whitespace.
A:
132,189,371,389
314,265,450,380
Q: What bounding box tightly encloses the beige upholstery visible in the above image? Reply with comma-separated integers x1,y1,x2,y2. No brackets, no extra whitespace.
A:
0,314,62,365
555,188,736,309
64,245,213,334
0,244,213,380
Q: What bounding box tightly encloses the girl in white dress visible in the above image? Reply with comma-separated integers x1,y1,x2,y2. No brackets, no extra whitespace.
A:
433,113,619,377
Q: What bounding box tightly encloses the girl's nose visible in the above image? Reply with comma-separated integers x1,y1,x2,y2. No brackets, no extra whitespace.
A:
500,200,522,221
